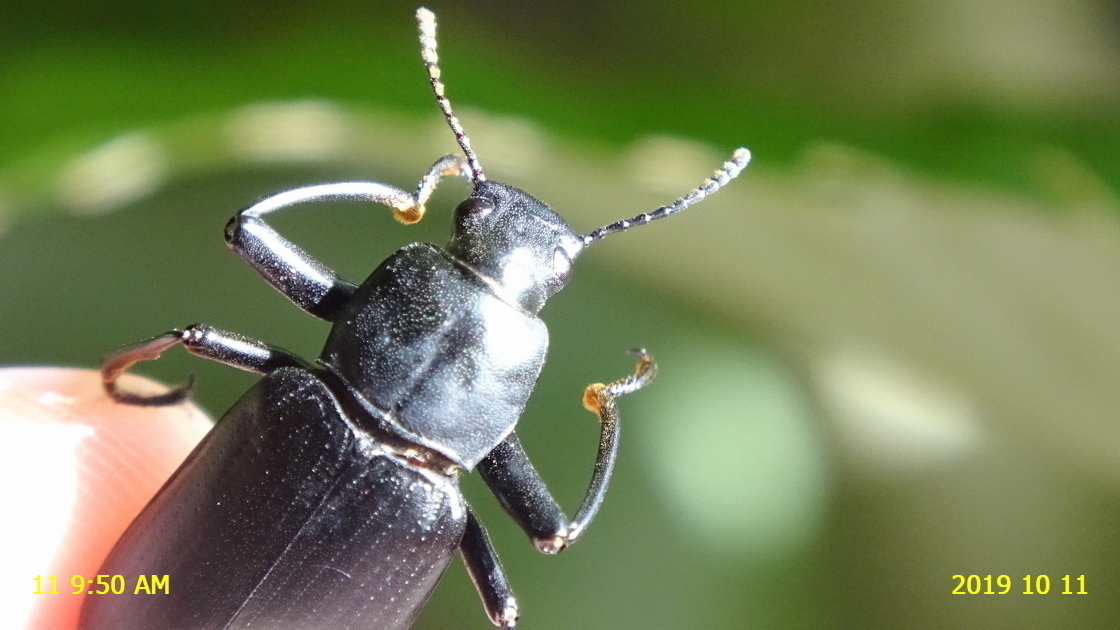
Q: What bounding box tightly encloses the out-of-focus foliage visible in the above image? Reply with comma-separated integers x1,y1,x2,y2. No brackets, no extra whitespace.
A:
2,1,1119,628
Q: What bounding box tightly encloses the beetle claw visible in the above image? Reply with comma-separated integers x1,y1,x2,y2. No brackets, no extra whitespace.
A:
106,374,194,406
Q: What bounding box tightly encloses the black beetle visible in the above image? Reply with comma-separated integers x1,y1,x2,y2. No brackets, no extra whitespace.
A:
79,7,749,630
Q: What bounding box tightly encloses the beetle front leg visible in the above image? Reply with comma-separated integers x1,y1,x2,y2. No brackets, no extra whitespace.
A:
461,507,519,629
102,324,310,405
225,155,473,321
478,350,656,553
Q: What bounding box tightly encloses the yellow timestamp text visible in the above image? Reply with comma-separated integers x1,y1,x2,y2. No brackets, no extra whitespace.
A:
32,574,170,595
950,574,1087,595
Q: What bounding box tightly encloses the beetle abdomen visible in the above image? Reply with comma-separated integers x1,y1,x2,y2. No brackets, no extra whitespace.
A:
80,367,466,630
321,243,548,469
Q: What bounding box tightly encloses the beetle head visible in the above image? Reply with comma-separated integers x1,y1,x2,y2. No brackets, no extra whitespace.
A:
418,8,750,312
447,181,583,313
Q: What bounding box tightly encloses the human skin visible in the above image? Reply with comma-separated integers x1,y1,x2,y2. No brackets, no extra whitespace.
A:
0,368,210,630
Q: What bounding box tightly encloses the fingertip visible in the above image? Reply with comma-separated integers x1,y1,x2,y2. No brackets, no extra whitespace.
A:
0,368,210,630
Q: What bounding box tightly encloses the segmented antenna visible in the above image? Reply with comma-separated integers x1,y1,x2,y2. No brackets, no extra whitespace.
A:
417,8,486,183
581,148,751,245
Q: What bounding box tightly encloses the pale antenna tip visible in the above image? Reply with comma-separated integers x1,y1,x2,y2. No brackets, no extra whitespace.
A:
415,6,486,183
729,148,751,173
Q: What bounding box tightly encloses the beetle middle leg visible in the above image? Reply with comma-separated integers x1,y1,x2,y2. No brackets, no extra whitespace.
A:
224,155,472,321
477,350,656,554
102,324,310,405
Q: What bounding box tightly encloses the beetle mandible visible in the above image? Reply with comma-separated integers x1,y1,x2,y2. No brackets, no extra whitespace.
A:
80,7,750,630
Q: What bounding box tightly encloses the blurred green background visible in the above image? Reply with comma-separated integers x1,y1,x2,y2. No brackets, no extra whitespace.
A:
3,0,1120,628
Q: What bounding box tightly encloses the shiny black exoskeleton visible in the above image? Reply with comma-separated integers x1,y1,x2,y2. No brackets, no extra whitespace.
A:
319,181,583,470
80,8,748,630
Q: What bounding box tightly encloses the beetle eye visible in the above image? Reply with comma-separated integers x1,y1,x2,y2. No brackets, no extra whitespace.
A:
551,247,573,286
455,197,495,223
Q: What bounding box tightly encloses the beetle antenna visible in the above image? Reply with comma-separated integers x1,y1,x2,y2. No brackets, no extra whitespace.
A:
417,8,486,183
581,148,751,245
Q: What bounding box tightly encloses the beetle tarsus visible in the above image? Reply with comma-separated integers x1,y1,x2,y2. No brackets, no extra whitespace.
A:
102,331,192,405
413,154,473,213
565,350,657,539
